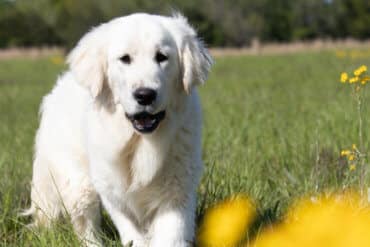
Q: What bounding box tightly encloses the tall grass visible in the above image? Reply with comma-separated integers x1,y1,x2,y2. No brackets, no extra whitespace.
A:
1,51,370,245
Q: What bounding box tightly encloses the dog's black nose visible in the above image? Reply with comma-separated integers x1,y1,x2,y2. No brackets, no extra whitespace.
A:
134,88,157,106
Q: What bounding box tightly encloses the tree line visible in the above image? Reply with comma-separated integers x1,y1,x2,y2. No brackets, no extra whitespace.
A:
0,0,369,48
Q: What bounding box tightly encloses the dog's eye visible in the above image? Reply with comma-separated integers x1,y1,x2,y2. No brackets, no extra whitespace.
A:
155,52,168,64
120,54,131,64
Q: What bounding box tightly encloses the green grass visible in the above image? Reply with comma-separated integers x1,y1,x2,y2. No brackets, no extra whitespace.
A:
1,51,370,246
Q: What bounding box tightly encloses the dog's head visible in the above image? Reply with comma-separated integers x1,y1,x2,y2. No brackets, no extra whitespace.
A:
67,13,212,134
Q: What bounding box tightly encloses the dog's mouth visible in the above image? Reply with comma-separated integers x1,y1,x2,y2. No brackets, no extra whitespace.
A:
125,111,166,134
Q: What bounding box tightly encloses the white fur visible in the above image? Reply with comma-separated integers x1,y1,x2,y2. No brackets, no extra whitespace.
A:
26,13,212,247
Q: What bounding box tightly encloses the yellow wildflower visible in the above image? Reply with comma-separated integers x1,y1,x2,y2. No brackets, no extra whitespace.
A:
252,194,370,247
352,144,357,150
340,72,348,83
348,155,355,161
354,65,368,76
361,76,370,85
354,69,362,76
341,150,351,156
50,55,64,65
349,164,356,171
360,65,367,72
335,50,346,58
350,51,363,59
197,195,256,247
349,77,359,83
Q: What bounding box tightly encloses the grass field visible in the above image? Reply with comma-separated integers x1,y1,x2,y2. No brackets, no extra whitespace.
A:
1,50,370,246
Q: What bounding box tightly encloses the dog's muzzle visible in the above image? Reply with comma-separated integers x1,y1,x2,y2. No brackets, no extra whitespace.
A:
125,111,166,134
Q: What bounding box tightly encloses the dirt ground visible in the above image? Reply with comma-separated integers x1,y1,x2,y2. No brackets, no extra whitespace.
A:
210,38,370,56
0,39,369,59
0,47,64,60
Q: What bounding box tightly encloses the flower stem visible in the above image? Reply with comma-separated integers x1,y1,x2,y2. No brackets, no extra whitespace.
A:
356,92,365,194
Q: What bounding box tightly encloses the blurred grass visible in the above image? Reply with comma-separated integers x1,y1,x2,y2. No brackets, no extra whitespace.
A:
1,50,370,245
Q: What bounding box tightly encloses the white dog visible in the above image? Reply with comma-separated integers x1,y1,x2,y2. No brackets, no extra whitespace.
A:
25,13,212,247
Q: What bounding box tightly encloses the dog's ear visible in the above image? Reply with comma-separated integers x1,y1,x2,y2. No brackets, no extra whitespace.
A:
67,24,108,98
172,14,213,94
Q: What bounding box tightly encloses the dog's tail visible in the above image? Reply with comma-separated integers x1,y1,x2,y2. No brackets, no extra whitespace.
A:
20,201,60,228
19,202,40,228
19,203,36,217
19,183,59,228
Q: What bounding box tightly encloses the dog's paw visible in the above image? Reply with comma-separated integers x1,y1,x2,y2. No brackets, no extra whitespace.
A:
150,240,192,247
122,238,146,247
122,240,134,247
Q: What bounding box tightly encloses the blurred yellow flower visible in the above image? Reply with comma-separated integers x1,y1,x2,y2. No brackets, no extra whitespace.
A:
341,150,351,156
360,65,367,72
349,164,356,171
50,55,64,65
354,70,362,76
361,76,370,85
340,72,348,83
335,50,346,58
348,155,355,161
197,195,256,247
252,194,370,247
349,76,359,83
352,144,357,150
354,65,367,76
340,66,369,88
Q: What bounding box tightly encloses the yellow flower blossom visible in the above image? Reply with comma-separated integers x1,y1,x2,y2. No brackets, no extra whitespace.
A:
352,144,357,150
340,66,368,87
354,69,362,76
349,164,356,171
360,65,367,72
348,155,355,161
197,195,256,247
361,76,370,85
340,72,348,83
252,194,370,247
349,77,359,83
354,65,368,76
50,55,64,65
335,50,346,58
341,150,351,156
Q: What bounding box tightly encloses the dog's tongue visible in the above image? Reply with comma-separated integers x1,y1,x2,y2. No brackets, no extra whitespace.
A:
135,117,155,128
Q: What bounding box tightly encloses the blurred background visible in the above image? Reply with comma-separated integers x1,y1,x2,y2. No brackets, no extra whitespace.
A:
0,0,369,49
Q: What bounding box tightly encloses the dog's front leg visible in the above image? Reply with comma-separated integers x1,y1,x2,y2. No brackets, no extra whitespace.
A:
149,198,196,247
100,196,145,247
89,154,145,246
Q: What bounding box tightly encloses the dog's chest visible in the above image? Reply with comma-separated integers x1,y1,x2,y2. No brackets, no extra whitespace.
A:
95,136,168,203
97,162,166,222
